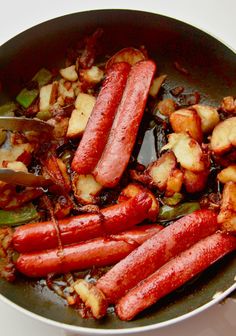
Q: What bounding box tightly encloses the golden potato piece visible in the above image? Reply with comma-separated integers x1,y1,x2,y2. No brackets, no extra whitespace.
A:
80,66,104,84
210,117,236,154
58,79,75,103
162,133,205,172
149,74,167,97
165,169,183,196
0,143,32,166
52,118,69,139
39,81,58,112
183,169,209,193
147,152,177,190
74,280,108,319
170,109,202,142
220,217,236,233
192,104,220,133
217,181,236,233
221,96,236,113
157,98,176,117
106,47,146,69
218,165,236,183
60,65,78,82
72,173,102,205
39,84,53,112
66,93,96,138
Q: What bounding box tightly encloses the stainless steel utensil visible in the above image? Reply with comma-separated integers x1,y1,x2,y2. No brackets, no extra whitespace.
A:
0,117,53,186
0,117,54,134
0,168,51,187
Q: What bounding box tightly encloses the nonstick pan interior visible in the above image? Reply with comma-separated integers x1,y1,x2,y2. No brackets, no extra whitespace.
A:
0,9,236,333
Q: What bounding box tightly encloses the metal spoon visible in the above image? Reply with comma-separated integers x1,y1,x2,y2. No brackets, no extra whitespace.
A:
0,169,51,187
0,116,54,134
0,117,54,186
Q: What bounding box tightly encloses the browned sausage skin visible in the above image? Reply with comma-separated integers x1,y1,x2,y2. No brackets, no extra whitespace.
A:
16,225,163,278
13,192,152,253
96,210,218,303
93,60,156,187
116,232,236,321
72,62,131,174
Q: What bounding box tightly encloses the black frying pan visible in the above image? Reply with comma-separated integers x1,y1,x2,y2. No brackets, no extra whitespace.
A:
0,9,236,335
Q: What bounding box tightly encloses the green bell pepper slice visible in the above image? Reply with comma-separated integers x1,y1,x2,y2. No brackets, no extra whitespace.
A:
162,193,184,206
16,88,39,109
0,203,39,227
16,68,52,108
0,102,16,116
158,202,200,222
33,68,52,88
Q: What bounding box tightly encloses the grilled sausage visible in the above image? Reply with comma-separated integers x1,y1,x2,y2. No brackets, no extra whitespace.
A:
93,60,156,187
96,210,218,303
72,62,131,174
13,192,152,253
116,232,236,320
16,225,163,277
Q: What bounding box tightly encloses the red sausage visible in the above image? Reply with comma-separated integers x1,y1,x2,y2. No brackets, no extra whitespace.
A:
116,232,236,320
16,225,163,278
93,60,156,187
72,62,131,174
13,192,152,253
96,210,218,303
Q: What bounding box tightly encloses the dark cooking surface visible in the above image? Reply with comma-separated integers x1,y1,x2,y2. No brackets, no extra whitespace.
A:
0,253,236,329
0,9,236,330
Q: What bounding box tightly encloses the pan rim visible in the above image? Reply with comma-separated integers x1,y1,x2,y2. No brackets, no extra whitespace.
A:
1,282,236,334
0,7,236,334
0,8,235,56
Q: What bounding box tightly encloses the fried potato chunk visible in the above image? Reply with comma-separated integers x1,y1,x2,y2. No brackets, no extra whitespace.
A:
39,84,53,112
130,153,183,197
170,109,202,142
72,174,102,205
67,93,96,138
60,65,78,82
165,169,183,196
147,152,177,190
0,143,32,166
217,182,236,233
221,96,236,113
162,133,205,172
149,75,167,97
80,66,104,84
74,280,108,319
217,165,236,183
183,169,209,193
106,47,146,69
210,117,236,154
157,98,176,117
192,104,220,133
